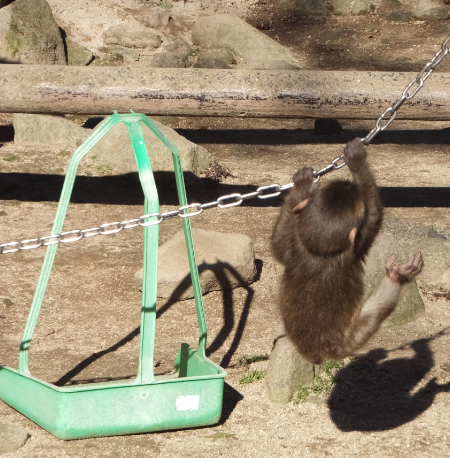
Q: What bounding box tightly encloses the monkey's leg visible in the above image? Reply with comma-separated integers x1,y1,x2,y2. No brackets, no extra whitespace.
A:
336,276,402,358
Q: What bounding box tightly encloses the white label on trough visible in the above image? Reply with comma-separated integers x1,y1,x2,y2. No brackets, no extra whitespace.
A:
176,395,200,411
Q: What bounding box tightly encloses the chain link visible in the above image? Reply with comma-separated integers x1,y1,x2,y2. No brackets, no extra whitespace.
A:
1,35,449,254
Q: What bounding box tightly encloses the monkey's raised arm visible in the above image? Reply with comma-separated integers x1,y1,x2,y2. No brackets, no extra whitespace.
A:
344,138,383,258
271,167,316,264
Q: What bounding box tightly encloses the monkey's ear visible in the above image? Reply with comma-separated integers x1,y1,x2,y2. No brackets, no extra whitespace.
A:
293,199,309,213
349,227,357,244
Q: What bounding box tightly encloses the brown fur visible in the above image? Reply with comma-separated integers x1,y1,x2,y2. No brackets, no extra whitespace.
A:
271,140,383,365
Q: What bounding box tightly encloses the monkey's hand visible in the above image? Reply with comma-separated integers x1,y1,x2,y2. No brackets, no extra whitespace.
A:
293,167,316,195
344,138,367,173
385,253,424,285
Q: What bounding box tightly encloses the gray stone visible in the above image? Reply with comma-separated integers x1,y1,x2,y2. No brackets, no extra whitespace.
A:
134,228,257,299
364,232,425,326
150,51,188,68
439,23,450,34
194,48,236,69
0,422,30,454
385,9,412,21
162,35,190,54
93,117,214,176
0,0,66,64
66,38,93,66
412,0,450,20
265,324,315,404
12,114,215,177
271,0,330,18
3,297,13,307
103,25,161,49
411,237,450,291
13,113,90,149
139,5,171,28
192,14,302,68
331,0,375,15
93,52,125,66
322,27,344,41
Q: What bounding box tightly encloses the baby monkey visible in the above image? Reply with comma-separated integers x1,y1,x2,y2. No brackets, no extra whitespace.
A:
271,138,423,365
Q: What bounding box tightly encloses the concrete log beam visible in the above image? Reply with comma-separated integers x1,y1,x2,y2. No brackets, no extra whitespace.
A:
1,65,450,119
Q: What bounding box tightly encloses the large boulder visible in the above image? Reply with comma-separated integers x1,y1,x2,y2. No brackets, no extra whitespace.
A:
91,118,214,176
0,423,29,454
134,228,257,299
412,0,450,20
12,114,215,177
364,232,425,326
101,24,162,64
13,113,89,148
0,0,66,64
380,0,413,21
192,14,302,68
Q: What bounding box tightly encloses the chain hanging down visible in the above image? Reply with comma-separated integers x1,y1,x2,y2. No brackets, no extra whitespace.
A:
1,35,449,255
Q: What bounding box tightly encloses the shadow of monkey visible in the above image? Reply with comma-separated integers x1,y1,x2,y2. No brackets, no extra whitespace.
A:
328,335,450,431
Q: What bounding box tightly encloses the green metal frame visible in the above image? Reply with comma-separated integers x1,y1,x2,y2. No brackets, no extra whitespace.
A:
0,112,227,440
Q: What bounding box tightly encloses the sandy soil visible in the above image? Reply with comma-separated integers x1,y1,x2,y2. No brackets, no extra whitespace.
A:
1,116,450,457
1,1,450,456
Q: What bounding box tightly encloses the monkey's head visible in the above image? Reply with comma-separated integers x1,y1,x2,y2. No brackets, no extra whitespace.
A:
295,180,365,255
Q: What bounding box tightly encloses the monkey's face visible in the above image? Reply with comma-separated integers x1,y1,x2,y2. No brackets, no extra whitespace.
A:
297,180,365,255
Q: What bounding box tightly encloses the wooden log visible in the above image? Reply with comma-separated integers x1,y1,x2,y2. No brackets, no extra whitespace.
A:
1,65,450,119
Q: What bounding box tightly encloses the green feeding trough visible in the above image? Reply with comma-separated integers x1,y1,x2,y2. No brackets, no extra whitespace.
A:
0,112,227,440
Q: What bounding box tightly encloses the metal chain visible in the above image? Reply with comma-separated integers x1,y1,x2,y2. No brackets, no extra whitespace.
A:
1,35,449,255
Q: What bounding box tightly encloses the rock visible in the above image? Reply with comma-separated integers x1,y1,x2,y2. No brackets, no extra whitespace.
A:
192,14,302,68
364,232,425,326
194,48,236,69
2,297,13,307
134,228,257,299
150,51,188,68
0,0,66,64
66,38,93,66
93,52,125,66
314,118,343,135
331,0,375,15
412,0,449,20
13,113,90,149
0,422,30,454
322,27,344,41
102,25,161,49
439,23,450,34
162,35,190,54
92,117,215,176
411,237,450,291
13,113,215,177
385,9,412,21
265,323,315,404
272,0,330,18
139,5,171,28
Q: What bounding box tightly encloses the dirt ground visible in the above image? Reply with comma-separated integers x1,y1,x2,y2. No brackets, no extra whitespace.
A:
1,1,450,457
1,115,450,457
